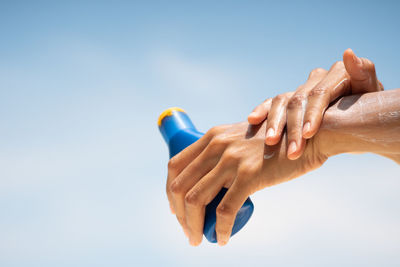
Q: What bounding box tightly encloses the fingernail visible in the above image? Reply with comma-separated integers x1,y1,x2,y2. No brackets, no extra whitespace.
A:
353,54,362,65
266,128,275,138
287,141,297,156
303,122,311,135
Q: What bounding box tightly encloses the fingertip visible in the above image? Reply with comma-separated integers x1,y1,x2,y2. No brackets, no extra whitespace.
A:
287,152,300,161
303,124,318,139
218,239,228,246
343,48,355,68
291,146,306,160
288,152,301,161
302,121,310,134
287,140,306,160
217,234,229,246
343,48,359,64
265,135,280,146
188,234,202,246
189,239,200,246
343,48,354,58
302,121,315,139
287,141,297,160
247,113,262,125
302,131,314,139
247,112,256,121
266,127,275,138
265,127,282,145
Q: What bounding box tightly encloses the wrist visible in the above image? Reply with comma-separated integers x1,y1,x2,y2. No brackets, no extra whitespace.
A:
314,104,372,158
314,90,400,162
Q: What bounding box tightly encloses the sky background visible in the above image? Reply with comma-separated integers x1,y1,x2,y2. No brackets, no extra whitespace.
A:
0,0,399,266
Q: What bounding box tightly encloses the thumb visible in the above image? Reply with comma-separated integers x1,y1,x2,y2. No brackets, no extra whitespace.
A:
342,48,383,94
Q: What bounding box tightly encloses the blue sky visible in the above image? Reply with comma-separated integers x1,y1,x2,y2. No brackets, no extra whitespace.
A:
0,1,399,266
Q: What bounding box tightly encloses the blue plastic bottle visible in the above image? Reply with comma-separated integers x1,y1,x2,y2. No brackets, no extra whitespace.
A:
158,107,254,243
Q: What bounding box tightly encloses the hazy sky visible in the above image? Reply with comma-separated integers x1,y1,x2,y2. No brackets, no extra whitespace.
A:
0,1,399,266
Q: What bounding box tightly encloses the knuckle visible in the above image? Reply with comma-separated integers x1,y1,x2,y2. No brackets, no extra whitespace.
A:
168,157,179,172
185,189,201,206
210,135,229,148
207,126,220,137
169,179,183,195
222,149,240,164
264,97,272,103
331,61,344,70
273,94,287,103
239,162,257,176
214,135,228,145
309,67,326,78
309,86,327,98
287,94,305,109
216,203,235,218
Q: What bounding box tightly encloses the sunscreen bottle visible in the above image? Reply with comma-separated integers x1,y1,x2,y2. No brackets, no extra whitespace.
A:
158,107,254,243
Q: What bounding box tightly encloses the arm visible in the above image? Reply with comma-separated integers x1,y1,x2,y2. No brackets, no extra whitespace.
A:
318,88,400,163
248,48,384,160
166,89,400,246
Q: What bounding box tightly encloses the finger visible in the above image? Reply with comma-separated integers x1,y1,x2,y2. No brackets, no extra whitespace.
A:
265,93,293,145
343,48,383,93
286,68,327,160
167,129,213,180
184,157,236,246
168,144,220,237
248,98,272,125
302,61,351,139
215,171,252,246
166,127,218,219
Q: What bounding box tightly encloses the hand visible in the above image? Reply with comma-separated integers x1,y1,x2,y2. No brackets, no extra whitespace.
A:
247,48,384,160
166,119,328,246
166,88,400,246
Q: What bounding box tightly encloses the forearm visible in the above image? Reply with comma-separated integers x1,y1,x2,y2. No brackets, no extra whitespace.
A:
317,89,400,163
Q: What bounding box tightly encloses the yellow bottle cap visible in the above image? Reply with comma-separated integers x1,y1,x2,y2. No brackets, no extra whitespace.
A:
157,107,186,126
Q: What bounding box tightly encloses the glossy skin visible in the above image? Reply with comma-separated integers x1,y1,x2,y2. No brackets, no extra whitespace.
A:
167,89,400,246
167,119,328,246
248,49,384,160
166,51,400,247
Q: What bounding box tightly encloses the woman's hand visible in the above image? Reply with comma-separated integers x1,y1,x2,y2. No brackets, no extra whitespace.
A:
247,49,383,160
166,119,328,246
166,88,400,247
